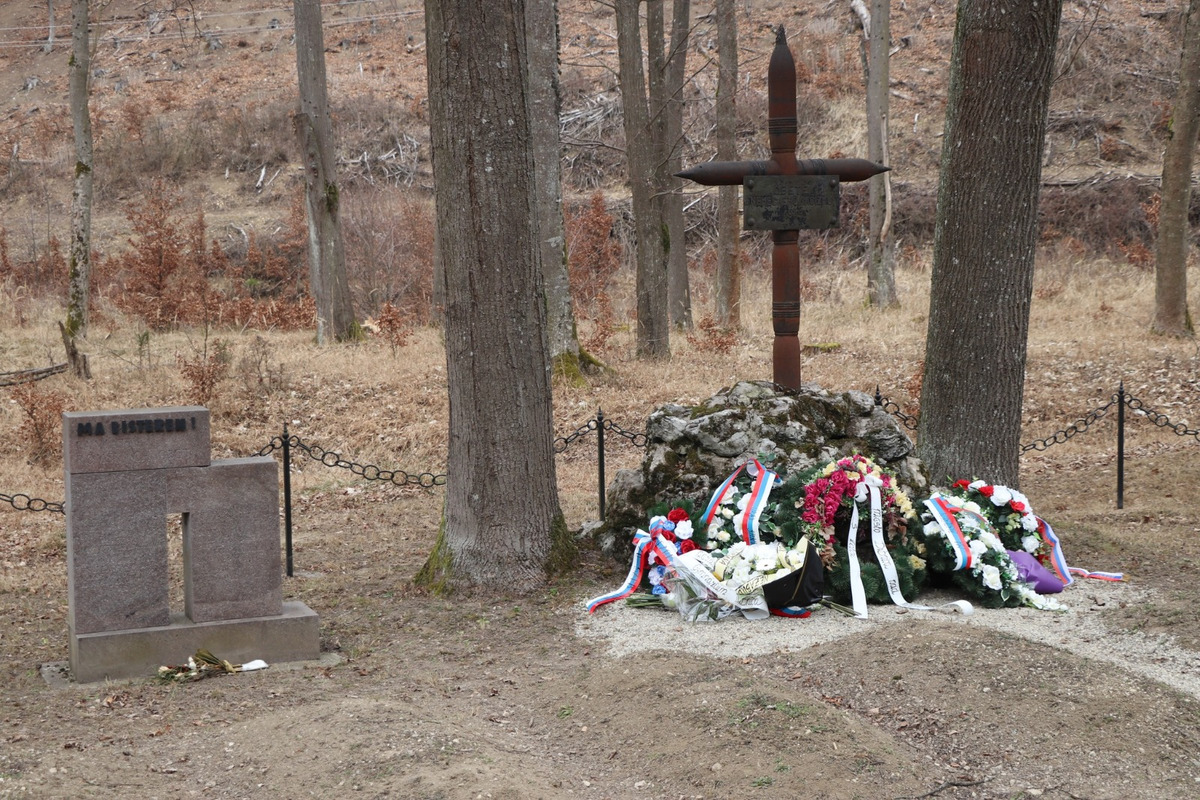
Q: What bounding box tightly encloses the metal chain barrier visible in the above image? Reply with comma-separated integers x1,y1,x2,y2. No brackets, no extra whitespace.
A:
278,434,447,488
602,418,648,448
0,492,64,514
873,388,919,431
553,418,600,454
1020,393,1121,453
1125,395,1200,440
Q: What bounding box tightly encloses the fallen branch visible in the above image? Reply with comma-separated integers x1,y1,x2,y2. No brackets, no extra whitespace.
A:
0,363,68,387
895,778,988,800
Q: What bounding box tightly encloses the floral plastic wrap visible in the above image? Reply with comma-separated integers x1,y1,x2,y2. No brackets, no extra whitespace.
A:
662,548,769,622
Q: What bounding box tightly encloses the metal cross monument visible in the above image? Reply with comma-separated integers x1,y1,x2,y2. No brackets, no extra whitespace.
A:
677,27,888,391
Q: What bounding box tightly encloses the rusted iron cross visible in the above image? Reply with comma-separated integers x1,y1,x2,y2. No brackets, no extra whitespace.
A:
677,27,888,392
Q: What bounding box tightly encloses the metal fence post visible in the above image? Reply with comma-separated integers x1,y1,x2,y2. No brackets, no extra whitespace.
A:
1116,382,1125,510
283,422,294,577
597,408,606,522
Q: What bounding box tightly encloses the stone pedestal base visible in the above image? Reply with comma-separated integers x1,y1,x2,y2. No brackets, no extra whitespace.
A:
69,601,320,683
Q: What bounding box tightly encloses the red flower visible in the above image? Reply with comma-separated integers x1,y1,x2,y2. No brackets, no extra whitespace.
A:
977,485,995,498
952,479,971,490
678,539,698,554
667,508,691,524
1010,501,1026,513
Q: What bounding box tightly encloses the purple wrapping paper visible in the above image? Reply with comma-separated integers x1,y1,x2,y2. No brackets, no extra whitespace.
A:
1008,550,1065,594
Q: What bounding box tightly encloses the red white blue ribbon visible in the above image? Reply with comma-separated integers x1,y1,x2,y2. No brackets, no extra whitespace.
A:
923,496,977,572
1037,516,1124,584
739,462,779,545
698,460,780,545
586,530,663,613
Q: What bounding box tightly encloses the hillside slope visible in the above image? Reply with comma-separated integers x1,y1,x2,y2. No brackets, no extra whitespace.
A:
0,0,1186,263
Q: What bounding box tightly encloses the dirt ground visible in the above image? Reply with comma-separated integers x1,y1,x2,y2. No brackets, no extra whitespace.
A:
4,274,1200,799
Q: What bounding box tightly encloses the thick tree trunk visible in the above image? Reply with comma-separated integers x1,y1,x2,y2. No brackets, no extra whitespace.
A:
1152,0,1200,338
714,0,740,327
865,0,898,308
664,0,692,329
617,0,671,359
527,0,584,369
419,0,569,592
64,0,92,379
917,0,1062,488
294,0,358,344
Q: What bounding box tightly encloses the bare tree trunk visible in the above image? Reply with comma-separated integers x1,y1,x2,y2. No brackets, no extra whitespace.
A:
617,0,671,359
865,0,898,308
714,0,740,327
527,0,586,375
63,0,92,379
294,0,358,344
46,0,57,53
918,0,1062,487
664,0,692,329
417,0,570,592
1153,0,1200,338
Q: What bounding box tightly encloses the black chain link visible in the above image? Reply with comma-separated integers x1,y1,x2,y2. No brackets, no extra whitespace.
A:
1125,395,1200,440
553,418,599,454
603,418,648,447
271,434,447,487
876,395,920,431
1020,393,1120,452
0,492,64,514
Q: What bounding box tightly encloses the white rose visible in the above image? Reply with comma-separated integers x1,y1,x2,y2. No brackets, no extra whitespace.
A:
1022,535,1040,553
968,480,987,490
716,530,731,543
924,520,943,537
980,564,1002,591
968,540,987,558
721,507,735,520
990,486,1012,506
675,520,694,540
979,531,1003,552
963,501,983,514
1021,514,1039,532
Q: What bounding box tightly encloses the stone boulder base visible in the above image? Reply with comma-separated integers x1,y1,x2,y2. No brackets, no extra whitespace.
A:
598,381,926,555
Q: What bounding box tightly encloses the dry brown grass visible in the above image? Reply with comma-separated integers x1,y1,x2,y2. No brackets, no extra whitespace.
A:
3,250,1199,529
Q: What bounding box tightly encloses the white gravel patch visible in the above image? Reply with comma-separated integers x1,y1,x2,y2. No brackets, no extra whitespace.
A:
576,579,1200,700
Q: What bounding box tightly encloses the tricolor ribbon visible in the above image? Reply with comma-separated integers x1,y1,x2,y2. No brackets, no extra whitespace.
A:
586,530,670,613
923,496,978,572
1035,516,1124,584
699,460,781,545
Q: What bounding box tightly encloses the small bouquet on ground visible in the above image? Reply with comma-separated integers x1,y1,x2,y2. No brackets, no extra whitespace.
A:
921,492,1065,611
775,454,925,609
157,650,269,682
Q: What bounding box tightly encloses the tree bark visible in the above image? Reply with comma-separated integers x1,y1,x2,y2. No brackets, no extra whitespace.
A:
1152,0,1200,338
64,0,92,379
865,0,898,308
294,0,358,344
617,0,671,358
664,0,692,329
917,0,1063,488
526,0,585,370
418,0,569,592
714,0,740,327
